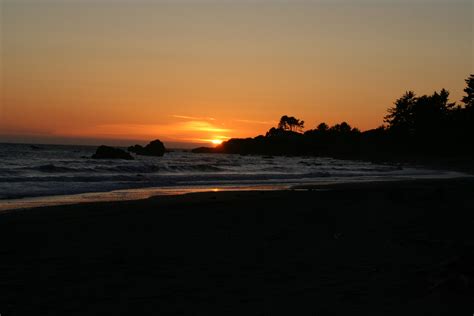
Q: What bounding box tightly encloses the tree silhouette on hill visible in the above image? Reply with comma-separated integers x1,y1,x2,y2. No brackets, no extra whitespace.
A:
278,115,305,132
384,91,417,135
462,74,474,109
316,123,329,132
193,74,474,162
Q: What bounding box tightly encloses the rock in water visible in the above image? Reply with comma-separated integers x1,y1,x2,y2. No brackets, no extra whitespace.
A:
143,140,166,156
128,144,145,154
92,146,134,160
128,140,166,157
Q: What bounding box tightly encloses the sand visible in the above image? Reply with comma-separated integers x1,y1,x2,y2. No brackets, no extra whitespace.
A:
1,178,473,315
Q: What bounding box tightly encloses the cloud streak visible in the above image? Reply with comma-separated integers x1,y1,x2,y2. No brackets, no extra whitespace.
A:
178,121,231,133
53,120,232,145
172,115,216,121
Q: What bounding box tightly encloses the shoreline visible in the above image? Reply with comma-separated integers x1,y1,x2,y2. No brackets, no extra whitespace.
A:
0,173,471,212
0,184,289,213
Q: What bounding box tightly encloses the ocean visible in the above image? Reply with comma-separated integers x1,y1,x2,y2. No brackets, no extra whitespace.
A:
0,142,466,210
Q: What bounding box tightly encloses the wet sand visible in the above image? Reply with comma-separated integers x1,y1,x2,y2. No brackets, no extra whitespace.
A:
1,178,473,315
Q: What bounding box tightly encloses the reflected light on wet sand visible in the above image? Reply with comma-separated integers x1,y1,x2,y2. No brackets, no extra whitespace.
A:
0,185,287,213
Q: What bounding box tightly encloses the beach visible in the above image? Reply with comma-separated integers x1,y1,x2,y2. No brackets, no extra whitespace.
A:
1,178,473,315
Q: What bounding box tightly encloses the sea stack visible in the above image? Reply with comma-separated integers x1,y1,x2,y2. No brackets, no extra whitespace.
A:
92,146,134,160
128,139,166,157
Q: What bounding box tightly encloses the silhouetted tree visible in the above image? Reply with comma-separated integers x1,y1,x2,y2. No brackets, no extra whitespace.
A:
265,127,285,137
278,115,305,132
458,74,474,152
462,74,474,109
316,122,329,132
412,89,455,136
384,91,417,134
330,122,352,134
384,89,455,137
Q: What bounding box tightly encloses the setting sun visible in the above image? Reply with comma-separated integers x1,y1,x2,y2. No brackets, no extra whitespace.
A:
211,139,223,146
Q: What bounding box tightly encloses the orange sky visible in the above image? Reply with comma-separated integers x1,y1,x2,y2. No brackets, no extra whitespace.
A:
1,0,472,147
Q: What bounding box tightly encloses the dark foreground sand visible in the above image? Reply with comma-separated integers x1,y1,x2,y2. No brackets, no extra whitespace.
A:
1,178,474,315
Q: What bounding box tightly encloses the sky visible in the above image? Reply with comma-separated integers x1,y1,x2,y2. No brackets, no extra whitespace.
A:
1,0,472,147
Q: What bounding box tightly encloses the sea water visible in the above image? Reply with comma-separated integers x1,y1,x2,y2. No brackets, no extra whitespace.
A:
0,142,466,210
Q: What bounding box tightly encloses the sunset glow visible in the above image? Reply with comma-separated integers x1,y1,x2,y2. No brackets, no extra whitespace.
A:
1,0,472,147
211,139,224,146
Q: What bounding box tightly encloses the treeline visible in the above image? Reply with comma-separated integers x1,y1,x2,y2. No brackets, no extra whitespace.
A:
193,74,474,162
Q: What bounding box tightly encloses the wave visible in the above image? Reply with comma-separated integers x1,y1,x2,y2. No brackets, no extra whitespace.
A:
260,166,292,172
99,164,161,173
96,163,226,173
28,164,91,173
329,166,401,172
20,162,228,174
0,170,336,184
0,174,151,183
164,164,226,172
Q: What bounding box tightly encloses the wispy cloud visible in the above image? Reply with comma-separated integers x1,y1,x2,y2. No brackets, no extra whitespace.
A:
178,121,231,133
172,115,216,121
179,135,231,143
54,120,232,143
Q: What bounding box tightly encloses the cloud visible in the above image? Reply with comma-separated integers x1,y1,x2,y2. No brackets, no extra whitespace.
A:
172,115,216,121
53,120,231,144
178,121,231,133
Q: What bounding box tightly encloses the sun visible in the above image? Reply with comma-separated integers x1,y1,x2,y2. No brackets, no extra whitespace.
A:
211,139,223,145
